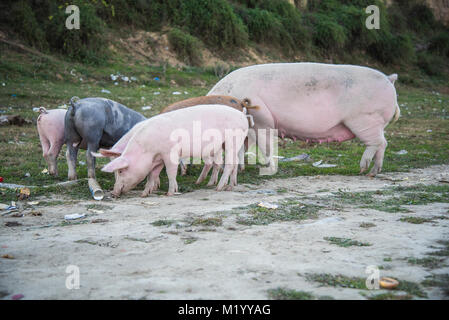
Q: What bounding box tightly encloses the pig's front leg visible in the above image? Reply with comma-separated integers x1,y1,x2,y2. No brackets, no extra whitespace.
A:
66,144,79,180
141,163,164,197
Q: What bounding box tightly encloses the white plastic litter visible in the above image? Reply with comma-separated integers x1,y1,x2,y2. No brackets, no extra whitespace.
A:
258,202,278,209
172,91,182,95
395,150,408,155
101,89,111,94
141,106,152,110
312,160,337,168
64,213,86,220
154,92,160,95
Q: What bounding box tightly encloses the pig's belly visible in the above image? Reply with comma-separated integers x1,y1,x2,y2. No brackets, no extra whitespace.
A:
271,103,356,143
278,122,355,143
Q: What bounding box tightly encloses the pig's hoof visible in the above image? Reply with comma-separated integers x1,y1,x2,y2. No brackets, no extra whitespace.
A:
140,191,149,198
166,192,174,196
225,185,233,191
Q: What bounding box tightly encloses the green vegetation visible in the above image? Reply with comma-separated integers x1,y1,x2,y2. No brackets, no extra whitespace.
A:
305,273,367,289
267,288,315,300
235,199,320,225
407,257,446,269
328,185,449,214
1,0,448,75
151,220,175,227
324,237,372,247
168,28,203,66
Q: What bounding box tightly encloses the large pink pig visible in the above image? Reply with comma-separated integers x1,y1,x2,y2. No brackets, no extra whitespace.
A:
99,105,248,196
208,63,400,176
36,107,67,176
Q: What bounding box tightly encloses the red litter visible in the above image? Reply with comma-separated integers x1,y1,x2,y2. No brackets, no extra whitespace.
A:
12,294,24,300
0,177,3,182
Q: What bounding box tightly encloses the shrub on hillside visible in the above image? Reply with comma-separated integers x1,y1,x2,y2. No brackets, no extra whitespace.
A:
417,53,444,76
429,32,449,57
308,13,347,51
168,28,203,66
367,33,415,64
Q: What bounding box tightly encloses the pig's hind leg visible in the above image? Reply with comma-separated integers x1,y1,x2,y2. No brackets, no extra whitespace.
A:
344,115,388,176
66,144,79,180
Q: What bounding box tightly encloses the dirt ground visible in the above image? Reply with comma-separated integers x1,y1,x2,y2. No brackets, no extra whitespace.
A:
1,165,448,300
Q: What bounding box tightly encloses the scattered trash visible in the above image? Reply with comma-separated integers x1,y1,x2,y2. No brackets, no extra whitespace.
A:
247,189,276,195
172,91,182,95
64,213,86,220
110,74,118,81
439,174,449,184
87,209,104,214
32,107,40,112
28,201,39,205
131,77,137,81
79,161,86,166
379,277,399,289
395,150,408,155
12,294,24,300
0,203,9,210
57,104,68,109
101,89,111,94
88,178,104,201
427,129,432,133
24,172,31,178
313,160,337,168
1,254,14,259
141,106,152,111
154,77,160,81
114,82,118,86
258,202,278,209
5,221,22,227
0,115,30,126
91,218,109,224
2,82,5,86
141,201,158,206
41,168,48,174
184,91,188,94
280,153,310,162
153,92,160,95
18,187,30,200
0,176,3,182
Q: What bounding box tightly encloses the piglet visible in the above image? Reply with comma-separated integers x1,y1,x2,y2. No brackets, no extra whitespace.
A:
36,107,67,176
99,105,248,196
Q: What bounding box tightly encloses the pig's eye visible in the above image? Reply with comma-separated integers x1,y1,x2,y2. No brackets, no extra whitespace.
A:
118,170,123,174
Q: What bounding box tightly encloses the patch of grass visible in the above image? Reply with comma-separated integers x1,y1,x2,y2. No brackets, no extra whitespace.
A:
324,237,371,248
183,236,198,245
236,198,321,226
329,184,449,214
190,217,223,227
407,257,446,269
359,222,376,228
85,204,113,211
421,274,449,294
399,216,434,224
305,273,366,289
383,257,392,262
367,292,413,300
396,280,428,298
151,219,175,227
267,288,315,300
428,240,449,257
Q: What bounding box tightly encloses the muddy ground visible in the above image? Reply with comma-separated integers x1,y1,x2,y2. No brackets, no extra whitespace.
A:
1,165,448,300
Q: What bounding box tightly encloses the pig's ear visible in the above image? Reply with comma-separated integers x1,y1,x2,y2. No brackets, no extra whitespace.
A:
101,157,129,173
92,148,122,158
